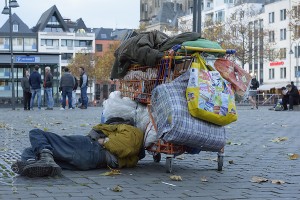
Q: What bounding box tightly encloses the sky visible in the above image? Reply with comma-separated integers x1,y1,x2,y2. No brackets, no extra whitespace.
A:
0,0,140,29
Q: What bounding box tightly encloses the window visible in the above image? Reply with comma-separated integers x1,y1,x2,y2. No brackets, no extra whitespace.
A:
101,34,107,39
280,67,286,79
61,53,73,60
269,12,274,23
215,10,225,22
294,45,300,58
269,31,275,42
280,28,286,40
47,15,59,25
74,40,92,47
61,39,73,47
279,48,286,59
41,39,59,47
96,44,103,52
280,9,286,21
269,68,275,79
295,66,300,77
13,24,18,32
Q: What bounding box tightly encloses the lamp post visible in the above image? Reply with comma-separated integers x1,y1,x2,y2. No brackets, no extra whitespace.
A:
2,0,19,110
289,41,300,87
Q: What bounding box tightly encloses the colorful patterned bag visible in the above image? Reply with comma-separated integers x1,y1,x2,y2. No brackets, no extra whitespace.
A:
186,53,237,126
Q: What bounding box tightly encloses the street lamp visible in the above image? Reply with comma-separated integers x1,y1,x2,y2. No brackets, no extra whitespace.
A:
2,0,19,110
289,41,300,88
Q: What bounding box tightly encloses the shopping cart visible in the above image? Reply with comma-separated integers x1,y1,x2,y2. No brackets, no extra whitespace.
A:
119,45,235,172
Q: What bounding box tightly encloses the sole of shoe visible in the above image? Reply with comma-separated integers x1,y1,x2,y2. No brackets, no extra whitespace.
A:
21,163,62,177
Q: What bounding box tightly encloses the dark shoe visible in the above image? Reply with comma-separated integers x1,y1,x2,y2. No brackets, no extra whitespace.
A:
80,106,87,109
256,105,258,109
289,109,293,111
11,159,36,175
45,108,53,110
21,149,62,177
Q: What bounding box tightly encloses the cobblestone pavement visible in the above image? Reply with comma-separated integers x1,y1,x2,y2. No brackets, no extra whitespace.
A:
0,106,299,200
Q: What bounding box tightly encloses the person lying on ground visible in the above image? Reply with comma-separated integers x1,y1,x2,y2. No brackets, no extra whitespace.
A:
11,117,145,178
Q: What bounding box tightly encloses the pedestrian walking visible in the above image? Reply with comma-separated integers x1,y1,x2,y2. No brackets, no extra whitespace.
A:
11,118,144,178
21,70,31,111
79,67,88,109
44,66,54,110
248,74,259,109
59,67,75,110
29,65,42,110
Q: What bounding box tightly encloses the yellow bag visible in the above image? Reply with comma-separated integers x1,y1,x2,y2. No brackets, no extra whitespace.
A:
186,53,237,126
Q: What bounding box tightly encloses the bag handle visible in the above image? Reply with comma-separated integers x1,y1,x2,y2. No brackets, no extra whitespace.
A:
192,52,210,71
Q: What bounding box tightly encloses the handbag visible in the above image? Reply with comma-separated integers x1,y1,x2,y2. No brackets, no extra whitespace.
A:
186,53,238,126
151,71,226,151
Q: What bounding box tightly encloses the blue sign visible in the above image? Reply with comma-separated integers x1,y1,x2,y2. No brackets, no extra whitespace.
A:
15,56,40,63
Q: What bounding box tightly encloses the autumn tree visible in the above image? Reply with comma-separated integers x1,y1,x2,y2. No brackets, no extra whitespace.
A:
94,41,120,82
67,42,120,83
67,51,97,80
288,2,300,40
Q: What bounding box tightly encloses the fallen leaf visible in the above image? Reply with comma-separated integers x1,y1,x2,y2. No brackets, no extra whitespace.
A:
80,124,87,127
201,176,208,182
111,185,122,192
270,137,288,143
226,141,232,145
271,180,285,184
228,160,234,164
170,175,182,181
43,127,49,131
100,168,121,176
251,176,268,183
288,153,299,160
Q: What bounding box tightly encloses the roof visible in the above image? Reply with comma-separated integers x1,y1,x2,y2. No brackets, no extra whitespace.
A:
152,2,185,26
32,5,69,32
0,13,33,33
93,28,114,40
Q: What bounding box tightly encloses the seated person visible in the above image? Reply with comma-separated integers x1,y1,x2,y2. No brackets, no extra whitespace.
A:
11,118,144,178
282,84,300,111
281,87,289,110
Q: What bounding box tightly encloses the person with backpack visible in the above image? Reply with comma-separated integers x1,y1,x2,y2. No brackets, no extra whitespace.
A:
59,67,75,110
248,74,260,109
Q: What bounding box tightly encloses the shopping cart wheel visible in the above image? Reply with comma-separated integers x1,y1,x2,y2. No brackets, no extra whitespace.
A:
217,153,224,171
153,153,161,163
165,156,173,173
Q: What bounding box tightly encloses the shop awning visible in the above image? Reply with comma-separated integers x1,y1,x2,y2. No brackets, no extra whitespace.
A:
258,83,284,91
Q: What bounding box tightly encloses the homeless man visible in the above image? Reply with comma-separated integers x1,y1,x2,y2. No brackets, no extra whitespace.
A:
11,118,144,177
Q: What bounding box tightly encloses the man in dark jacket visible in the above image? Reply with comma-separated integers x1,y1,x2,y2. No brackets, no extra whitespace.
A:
29,65,42,110
285,84,300,111
79,67,88,109
21,70,31,110
44,66,54,110
60,67,75,110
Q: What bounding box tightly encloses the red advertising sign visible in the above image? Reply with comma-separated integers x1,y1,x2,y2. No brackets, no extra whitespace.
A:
269,61,284,66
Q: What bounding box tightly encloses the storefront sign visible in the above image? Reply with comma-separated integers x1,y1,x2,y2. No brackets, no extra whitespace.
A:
269,61,284,66
15,56,40,63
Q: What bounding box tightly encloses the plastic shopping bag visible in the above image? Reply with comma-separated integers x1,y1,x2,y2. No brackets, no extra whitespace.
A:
186,53,237,126
206,58,252,97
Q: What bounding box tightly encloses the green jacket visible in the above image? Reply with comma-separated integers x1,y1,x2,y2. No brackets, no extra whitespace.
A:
92,124,144,168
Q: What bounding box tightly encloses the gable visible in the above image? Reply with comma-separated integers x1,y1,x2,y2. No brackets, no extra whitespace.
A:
32,5,69,32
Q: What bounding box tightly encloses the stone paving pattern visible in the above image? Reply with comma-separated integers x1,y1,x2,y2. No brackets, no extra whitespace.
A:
0,106,299,200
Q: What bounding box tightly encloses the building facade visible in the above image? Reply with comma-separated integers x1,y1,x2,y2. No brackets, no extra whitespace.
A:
175,0,300,90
